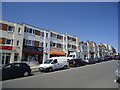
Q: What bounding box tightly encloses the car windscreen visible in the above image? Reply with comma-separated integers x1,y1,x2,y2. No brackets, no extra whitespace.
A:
44,59,53,64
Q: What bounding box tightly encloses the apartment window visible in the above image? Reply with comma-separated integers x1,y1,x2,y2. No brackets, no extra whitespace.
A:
7,26,14,32
25,40,31,45
67,36,72,41
16,40,20,46
41,32,44,37
46,43,48,47
46,33,48,38
53,43,56,47
26,28,34,34
40,42,43,47
51,33,56,38
64,37,66,41
18,28,21,34
31,41,34,46
68,44,71,48
6,39,12,45
57,43,62,48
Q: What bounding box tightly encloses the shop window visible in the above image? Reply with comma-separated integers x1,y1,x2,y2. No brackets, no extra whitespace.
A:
14,53,19,61
7,25,14,32
6,39,12,45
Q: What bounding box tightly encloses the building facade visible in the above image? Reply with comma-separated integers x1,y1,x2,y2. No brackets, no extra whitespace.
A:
0,20,117,65
0,20,24,64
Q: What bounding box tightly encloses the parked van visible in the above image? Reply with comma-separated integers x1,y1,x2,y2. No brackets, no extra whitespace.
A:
39,57,69,72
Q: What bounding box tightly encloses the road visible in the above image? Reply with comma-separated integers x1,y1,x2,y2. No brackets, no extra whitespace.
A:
2,60,119,88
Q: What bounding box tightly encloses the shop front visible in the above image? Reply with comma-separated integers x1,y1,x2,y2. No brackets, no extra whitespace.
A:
0,46,13,65
22,45,43,65
50,50,66,58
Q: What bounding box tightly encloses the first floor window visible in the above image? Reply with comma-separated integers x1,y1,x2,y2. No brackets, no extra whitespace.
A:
16,40,20,46
6,39,12,45
8,26,14,32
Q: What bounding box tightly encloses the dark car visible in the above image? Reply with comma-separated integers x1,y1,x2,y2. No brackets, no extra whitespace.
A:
85,58,96,64
2,63,31,80
94,58,102,63
114,55,120,60
68,59,85,67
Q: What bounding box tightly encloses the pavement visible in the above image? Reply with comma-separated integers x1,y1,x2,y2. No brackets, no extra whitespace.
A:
30,65,39,73
2,60,119,88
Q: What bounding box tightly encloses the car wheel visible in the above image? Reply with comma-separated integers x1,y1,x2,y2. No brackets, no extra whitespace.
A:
23,71,29,77
49,67,53,72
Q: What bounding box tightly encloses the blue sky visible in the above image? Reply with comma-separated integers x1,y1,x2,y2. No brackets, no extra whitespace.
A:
2,2,118,51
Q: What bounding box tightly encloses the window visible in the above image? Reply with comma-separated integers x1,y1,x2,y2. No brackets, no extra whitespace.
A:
51,33,56,38
46,33,48,38
53,43,56,47
67,36,72,41
31,41,34,46
46,43,48,47
68,44,71,48
16,40,20,46
6,39,12,45
25,40,31,45
18,28,21,34
40,42,43,47
41,32,44,37
26,28,34,34
7,26,14,32
53,59,58,64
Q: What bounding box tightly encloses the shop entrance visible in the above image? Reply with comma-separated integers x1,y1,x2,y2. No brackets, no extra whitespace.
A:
1,53,11,65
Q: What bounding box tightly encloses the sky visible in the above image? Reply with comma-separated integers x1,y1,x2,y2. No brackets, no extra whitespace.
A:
2,2,118,51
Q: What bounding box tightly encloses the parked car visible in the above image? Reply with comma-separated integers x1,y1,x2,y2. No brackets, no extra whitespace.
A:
39,57,69,72
2,63,31,80
84,58,96,64
114,55,120,60
68,59,85,67
104,55,111,60
115,64,120,83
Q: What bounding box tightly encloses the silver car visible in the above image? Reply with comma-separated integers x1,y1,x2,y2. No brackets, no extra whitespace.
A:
115,64,120,83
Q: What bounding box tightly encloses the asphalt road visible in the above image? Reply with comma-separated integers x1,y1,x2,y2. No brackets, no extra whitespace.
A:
2,60,119,88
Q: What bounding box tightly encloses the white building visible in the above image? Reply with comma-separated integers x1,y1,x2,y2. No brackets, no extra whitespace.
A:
0,20,24,64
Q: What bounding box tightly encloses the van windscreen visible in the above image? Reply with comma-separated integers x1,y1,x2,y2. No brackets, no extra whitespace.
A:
44,59,53,64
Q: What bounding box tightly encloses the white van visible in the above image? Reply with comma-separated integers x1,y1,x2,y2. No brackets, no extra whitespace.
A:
39,57,69,72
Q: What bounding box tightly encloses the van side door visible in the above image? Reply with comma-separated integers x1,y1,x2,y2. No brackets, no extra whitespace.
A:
52,59,60,69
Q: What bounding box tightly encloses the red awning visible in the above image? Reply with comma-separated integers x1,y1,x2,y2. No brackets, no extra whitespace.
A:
22,51,43,55
50,50,66,55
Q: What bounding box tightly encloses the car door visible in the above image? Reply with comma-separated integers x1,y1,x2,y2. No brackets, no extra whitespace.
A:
13,63,22,77
52,59,60,70
2,64,15,79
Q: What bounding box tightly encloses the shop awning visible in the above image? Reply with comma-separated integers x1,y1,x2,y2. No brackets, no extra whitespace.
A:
22,51,43,55
50,50,66,55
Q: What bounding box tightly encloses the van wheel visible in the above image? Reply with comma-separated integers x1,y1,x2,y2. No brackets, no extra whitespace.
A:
63,65,68,69
49,67,53,72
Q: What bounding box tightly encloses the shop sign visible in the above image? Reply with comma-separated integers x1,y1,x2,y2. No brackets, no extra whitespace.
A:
23,45,43,52
0,46,13,50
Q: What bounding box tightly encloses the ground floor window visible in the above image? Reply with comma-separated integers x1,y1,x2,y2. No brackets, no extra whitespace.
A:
22,53,43,64
1,53,11,65
14,53,19,61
